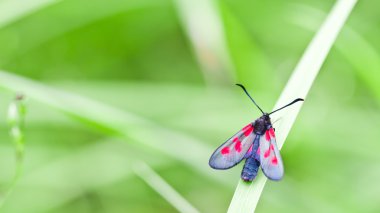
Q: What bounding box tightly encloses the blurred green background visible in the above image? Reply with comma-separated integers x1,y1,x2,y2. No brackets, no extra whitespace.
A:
0,0,379,212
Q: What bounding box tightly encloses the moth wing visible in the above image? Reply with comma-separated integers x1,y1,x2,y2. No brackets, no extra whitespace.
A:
259,127,284,180
209,123,256,169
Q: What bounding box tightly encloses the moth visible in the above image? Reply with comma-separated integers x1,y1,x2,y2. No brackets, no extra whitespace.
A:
209,84,303,181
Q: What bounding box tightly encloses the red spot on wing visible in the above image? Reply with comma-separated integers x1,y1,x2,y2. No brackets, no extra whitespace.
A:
242,124,252,131
265,130,271,141
256,147,260,155
264,149,270,158
271,156,278,165
232,137,242,152
270,144,274,151
269,128,275,138
233,137,241,143
221,147,230,155
235,141,242,152
242,124,254,136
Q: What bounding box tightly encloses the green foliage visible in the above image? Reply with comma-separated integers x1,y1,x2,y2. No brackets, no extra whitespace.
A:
0,0,379,212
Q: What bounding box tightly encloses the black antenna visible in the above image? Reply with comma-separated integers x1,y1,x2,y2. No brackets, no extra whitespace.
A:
236,84,265,114
269,98,304,115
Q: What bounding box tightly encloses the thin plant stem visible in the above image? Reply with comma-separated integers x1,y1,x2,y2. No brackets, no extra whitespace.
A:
0,95,27,208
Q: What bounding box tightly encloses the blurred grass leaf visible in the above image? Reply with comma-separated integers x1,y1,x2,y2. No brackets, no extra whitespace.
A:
133,161,199,213
290,4,380,104
0,0,166,67
1,139,170,212
175,0,234,84
220,2,272,90
0,70,231,187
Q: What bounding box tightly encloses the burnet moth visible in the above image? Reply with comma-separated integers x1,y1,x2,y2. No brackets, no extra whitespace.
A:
209,84,304,181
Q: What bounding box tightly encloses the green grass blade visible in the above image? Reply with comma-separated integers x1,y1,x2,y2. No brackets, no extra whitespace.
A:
0,1,164,67
174,0,234,84
1,139,169,212
227,0,357,212
290,4,380,104
219,3,273,90
133,161,199,213
0,70,230,186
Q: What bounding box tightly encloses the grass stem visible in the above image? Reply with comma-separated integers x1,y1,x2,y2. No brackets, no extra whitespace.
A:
227,0,357,212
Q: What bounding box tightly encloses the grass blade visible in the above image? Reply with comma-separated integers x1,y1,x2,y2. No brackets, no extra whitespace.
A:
219,3,273,90
1,139,169,212
174,0,234,84
1,0,160,58
291,4,380,104
227,0,357,212
133,161,199,213
0,70,230,186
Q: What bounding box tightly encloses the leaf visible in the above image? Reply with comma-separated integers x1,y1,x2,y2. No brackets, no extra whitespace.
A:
227,0,358,212
290,4,380,103
1,139,169,212
174,0,235,84
220,2,273,90
0,70,230,187
133,161,199,213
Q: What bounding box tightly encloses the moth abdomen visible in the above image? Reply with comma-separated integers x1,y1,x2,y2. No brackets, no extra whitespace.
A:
241,156,260,182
